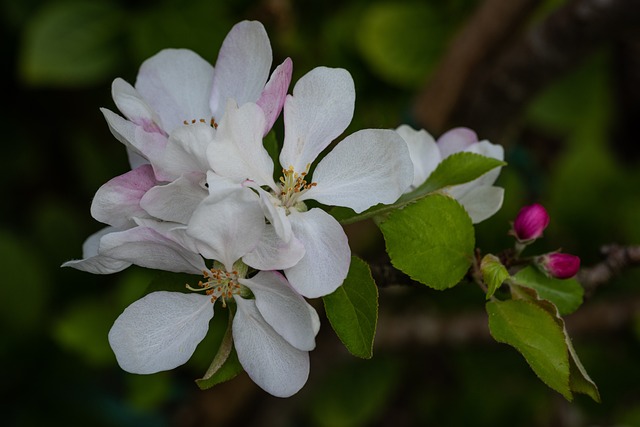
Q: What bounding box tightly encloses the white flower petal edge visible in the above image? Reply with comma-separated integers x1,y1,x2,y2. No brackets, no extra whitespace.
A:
111,78,164,134
284,208,350,298
242,224,305,270
455,185,505,224
135,49,214,134
187,190,264,271
210,21,272,121
302,129,413,213
108,292,213,374
140,173,208,224
91,164,158,228
280,67,355,172
240,271,319,351
396,125,440,190
157,123,215,180
62,227,131,274
437,127,478,159
257,57,293,136
233,297,310,398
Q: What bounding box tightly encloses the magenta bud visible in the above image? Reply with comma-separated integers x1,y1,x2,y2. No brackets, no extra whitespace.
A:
537,253,580,279
512,203,550,242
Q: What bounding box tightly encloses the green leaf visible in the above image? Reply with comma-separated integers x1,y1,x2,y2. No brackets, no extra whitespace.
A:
331,153,505,225
20,1,123,86
481,254,510,299
196,309,243,390
486,299,571,400
512,266,584,315
409,152,506,199
323,257,378,359
380,194,474,290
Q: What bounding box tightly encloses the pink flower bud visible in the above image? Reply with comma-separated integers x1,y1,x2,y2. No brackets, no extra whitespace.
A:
537,253,580,279
512,203,549,242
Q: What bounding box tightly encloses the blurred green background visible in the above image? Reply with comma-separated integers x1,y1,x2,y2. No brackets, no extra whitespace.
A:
3,0,640,425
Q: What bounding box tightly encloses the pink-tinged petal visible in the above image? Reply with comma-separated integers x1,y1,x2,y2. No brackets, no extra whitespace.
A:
157,123,214,179
437,127,478,159
233,297,310,397
187,189,264,271
140,173,208,224
135,49,214,134
455,185,505,224
240,271,318,351
91,164,158,228
126,148,149,170
109,291,213,374
280,67,355,172
112,78,165,135
207,101,276,189
257,57,292,135
62,227,131,274
284,209,350,298
99,226,206,274
302,129,413,212
242,224,305,270
210,21,272,120
101,108,170,180
396,125,441,190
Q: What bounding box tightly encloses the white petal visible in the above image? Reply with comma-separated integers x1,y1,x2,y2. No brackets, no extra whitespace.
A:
467,140,504,186
257,57,293,135
140,173,208,224
187,189,264,270
207,101,276,189
437,127,478,159
62,227,131,274
284,209,350,298
210,21,272,119
302,129,413,212
240,271,318,351
99,226,206,274
454,185,505,224
251,185,291,242
396,125,441,190
109,292,213,374
280,67,355,172
136,49,214,134
112,78,164,134
91,164,158,228
157,123,214,179
242,224,305,270
233,297,309,397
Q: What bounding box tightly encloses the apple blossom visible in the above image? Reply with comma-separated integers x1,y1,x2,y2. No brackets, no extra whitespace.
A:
512,203,550,243
396,125,504,223
536,252,581,279
207,67,414,298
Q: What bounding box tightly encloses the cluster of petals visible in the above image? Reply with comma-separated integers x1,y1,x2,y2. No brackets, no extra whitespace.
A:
396,125,505,223
64,20,292,274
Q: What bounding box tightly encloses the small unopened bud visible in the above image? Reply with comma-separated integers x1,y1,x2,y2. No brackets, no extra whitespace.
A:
512,203,549,243
537,252,580,279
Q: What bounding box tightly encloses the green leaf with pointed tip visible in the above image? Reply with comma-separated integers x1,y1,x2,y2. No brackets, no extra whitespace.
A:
380,194,474,290
196,309,243,390
487,299,571,400
20,1,123,86
323,256,378,359
331,153,504,225
481,254,510,299
512,266,584,315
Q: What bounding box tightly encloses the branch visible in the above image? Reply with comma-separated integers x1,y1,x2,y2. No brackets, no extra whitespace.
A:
578,244,640,296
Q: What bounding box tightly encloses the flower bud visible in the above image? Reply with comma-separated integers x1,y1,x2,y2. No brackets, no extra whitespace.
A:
512,203,549,243
537,253,580,279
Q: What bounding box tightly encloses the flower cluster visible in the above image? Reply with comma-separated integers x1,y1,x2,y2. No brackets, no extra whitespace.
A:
510,204,580,279
63,21,415,397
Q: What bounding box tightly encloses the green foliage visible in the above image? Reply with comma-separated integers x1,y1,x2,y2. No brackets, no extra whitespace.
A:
20,1,123,86
487,299,572,399
196,309,243,390
480,254,509,299
323,257,378,359
380,194,474,290
512,266,584,315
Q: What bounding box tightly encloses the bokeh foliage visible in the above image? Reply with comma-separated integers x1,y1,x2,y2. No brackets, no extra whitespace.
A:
3,0,640,426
